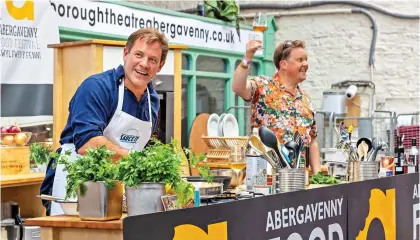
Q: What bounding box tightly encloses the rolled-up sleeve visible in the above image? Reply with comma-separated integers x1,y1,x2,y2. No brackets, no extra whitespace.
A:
244,78,260,103
69,78,112,151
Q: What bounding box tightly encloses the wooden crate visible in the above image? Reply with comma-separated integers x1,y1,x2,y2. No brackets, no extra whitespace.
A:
1,146,30,175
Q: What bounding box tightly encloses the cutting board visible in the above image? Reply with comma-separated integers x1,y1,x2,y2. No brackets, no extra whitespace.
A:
189,113,210,176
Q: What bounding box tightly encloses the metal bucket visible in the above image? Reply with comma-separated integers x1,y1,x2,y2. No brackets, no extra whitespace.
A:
347,161,380,182
359,161,380,181
276,168,306,193
125,183,165,216
77,181,123,221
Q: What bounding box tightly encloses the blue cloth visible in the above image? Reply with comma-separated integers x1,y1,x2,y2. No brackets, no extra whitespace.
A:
41,65,160,215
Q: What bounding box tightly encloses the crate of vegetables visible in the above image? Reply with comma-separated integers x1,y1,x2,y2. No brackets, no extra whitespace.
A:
1,124,32,147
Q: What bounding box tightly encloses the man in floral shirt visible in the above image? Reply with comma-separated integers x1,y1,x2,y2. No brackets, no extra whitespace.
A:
232,39,321,173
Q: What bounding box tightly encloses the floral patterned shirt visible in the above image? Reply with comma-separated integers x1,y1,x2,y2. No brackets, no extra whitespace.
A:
246,72,317,146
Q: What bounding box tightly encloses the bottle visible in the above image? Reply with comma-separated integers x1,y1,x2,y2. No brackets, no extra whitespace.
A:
194,186,200,207
395,136,405,175
246,128,268,191
407,138,419,173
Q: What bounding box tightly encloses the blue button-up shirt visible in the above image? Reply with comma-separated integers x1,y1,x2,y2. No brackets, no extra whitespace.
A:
59,65,160,152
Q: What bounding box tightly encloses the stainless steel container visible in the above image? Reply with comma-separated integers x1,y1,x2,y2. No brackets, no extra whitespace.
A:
77,181,123,221
359,161,380,181
277,168,306,193
125,183,165,216
347,161,380,182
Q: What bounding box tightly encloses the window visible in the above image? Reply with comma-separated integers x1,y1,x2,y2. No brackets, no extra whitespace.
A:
235,60,259,76
196,56,226,72
182,54,190,70
196,78,225,115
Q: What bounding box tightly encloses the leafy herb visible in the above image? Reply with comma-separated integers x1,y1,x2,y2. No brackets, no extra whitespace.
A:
310,172,340,185
117,138,212,207
54,145,119,199
184,148,214,183
29,142,53,165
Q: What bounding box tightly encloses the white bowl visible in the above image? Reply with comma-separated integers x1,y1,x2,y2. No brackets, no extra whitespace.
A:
57,201,78,216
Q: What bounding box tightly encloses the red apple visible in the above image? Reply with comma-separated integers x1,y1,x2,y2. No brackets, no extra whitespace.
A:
1,127,7,134
8,125,21,133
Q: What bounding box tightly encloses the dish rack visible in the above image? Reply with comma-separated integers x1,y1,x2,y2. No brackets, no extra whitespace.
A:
202,136,249,162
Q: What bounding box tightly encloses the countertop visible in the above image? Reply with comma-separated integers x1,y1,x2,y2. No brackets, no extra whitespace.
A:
1,172,45,188
25,215,126,230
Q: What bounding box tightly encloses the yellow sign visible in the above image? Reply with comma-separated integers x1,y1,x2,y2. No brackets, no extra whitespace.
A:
5,0,34,20
356,188,396,240
173,222,228,240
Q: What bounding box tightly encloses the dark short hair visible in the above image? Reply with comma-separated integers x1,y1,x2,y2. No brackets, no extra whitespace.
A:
273,40,306,69
125,28,169,63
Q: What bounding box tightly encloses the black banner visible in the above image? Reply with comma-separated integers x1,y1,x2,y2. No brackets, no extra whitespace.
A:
123,173,419,240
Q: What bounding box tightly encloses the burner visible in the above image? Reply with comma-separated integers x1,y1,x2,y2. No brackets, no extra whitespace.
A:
200,191,265,205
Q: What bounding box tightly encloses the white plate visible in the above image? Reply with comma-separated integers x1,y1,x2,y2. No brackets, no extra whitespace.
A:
217,113,226,137
222,114,239,137
207,113,219,136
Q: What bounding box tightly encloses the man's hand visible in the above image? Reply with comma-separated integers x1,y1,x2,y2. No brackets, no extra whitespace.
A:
78,136,129,163
244,39,263,61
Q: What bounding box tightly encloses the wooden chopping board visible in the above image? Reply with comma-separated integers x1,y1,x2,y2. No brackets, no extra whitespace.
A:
189,113,210,175
189,113,210,155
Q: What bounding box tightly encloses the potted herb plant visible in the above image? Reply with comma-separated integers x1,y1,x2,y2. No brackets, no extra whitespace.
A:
55,145,123,221
117,139,212,216
29,142,52,172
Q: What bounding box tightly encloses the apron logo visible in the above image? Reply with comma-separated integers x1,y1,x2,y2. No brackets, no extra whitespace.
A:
120,129,140,145
120,134,139,143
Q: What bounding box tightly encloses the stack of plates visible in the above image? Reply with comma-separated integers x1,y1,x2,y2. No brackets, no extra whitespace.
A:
207,113,239,137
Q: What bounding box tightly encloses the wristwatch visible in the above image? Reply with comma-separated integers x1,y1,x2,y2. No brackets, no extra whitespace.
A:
240,57,251,69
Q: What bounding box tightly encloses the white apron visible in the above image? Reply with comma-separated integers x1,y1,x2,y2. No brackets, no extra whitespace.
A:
51,80,153,215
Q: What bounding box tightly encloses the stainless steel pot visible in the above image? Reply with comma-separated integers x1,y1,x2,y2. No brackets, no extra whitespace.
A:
187,181,223,198
77,181,123,221
125,183,165,216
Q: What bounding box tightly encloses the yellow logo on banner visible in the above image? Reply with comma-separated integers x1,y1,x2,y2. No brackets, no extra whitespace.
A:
173,222,228,240
356,188,396,240
5,0,34,20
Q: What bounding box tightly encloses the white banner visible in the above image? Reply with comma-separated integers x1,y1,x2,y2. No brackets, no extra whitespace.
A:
49,0,263,55
1,0,59,84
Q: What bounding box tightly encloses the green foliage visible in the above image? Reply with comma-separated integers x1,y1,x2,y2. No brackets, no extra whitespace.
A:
117,138,213,206
310,172,340,185
204,0,241,41
29,142,53,165
53,146,118,199
117,139,183,187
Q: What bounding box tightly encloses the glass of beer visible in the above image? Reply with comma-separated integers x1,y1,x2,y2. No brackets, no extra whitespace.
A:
252,12,267,48
253,12,268,33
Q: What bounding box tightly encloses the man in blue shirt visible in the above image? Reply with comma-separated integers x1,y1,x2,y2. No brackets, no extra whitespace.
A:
41,28,168,215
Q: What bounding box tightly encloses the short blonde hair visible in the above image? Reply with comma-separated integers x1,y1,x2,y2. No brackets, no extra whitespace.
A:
273,40,306,69
125,28,169,63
